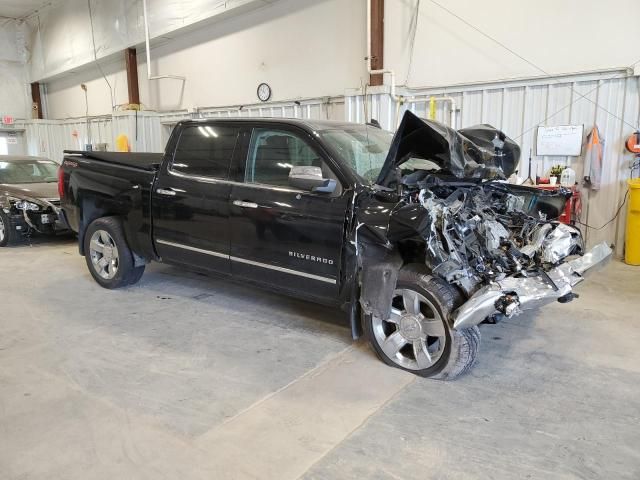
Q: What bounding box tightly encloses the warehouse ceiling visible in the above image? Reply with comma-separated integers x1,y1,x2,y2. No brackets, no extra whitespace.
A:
25,0,283,82
0,0,54,19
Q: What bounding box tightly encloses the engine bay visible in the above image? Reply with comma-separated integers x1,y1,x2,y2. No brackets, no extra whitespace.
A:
389,176,583,298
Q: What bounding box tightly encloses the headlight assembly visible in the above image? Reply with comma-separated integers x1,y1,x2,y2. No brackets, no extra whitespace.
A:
14,200,41,211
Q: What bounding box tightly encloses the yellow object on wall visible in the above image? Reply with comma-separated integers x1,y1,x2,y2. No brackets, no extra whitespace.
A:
625,179,640,265
429,97,436,121
115,134,130,152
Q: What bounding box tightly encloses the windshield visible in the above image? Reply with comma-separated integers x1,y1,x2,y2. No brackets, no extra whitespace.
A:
0,159,59,184
320,126,393,184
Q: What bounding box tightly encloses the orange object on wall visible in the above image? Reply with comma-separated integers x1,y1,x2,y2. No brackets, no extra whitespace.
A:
626,132,640,154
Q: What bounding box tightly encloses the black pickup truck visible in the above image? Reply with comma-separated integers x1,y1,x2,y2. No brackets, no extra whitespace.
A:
59,112,611,379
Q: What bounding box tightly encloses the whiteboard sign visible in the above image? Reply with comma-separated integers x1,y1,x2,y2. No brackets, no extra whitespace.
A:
536,125,584,156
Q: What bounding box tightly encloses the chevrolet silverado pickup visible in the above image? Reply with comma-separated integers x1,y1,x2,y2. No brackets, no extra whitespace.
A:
59,112,611,379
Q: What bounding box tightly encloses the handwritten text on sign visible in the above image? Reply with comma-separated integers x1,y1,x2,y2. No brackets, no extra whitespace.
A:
536,125,584,156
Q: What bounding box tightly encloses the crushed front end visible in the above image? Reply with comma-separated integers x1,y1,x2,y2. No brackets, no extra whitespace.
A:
1,195,67,241
387,179,611,329
375,111,612,329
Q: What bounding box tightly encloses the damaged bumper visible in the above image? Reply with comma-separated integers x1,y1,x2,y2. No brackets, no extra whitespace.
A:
452,242,613,330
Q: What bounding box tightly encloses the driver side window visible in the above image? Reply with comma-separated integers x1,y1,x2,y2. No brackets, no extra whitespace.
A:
244,128,339,192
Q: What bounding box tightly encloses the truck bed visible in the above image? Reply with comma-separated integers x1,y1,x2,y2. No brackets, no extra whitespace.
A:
60,150,161,261
63,150,163,171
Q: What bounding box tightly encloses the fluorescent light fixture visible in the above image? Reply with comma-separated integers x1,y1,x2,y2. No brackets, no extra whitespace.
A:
205,126,218,137
198,126,210,138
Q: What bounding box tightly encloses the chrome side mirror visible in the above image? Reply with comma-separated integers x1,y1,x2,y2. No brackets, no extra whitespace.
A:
288,166,336,193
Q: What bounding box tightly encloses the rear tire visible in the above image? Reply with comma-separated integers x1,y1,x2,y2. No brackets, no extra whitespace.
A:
365,265,480,380
83,216,145,289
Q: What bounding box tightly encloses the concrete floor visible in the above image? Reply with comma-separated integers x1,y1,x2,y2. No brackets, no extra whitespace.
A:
1,237,639,480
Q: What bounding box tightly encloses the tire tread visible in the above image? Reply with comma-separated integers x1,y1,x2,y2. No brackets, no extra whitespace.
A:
0,211,23,247
365,264,480,381
83,216,145,289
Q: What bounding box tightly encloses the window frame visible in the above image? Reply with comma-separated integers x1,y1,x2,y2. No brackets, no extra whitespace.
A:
238,125,346,196
168,123,242,181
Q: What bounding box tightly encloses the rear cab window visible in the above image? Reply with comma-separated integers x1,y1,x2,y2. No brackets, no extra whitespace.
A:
171,124,241,179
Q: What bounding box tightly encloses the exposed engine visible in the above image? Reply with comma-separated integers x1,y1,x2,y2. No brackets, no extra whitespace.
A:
390,177,584,297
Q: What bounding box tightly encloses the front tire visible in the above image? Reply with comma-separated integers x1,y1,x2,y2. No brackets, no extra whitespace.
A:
83,216,145,289
0,211,20,247
365,265,480,380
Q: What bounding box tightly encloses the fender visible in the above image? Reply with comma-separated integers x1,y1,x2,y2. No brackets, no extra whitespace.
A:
357,230,403,325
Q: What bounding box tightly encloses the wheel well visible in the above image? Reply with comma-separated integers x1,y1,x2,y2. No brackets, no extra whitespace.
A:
358,236,449,331
396,238,427,266
78,206,121,256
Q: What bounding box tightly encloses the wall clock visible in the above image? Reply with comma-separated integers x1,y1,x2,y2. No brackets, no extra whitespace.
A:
257,83,272,102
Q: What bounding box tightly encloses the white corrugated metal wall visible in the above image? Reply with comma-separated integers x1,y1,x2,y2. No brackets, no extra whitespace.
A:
20,117,113,162
347,69,640,254
19,97,346,161
197,98,343,121
18,69,638,255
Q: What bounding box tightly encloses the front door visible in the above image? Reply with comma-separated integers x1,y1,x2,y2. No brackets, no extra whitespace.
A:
152,123,241,273
228,125,352,301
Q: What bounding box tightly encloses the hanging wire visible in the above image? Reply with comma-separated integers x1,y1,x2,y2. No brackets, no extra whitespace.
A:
87,0,115,111
512,57,640,142
576,190,629,231
403,0,421,86
575,158,640,230
424,0,640,136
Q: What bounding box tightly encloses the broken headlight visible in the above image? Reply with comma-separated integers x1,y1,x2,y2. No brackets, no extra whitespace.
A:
14,200,40,211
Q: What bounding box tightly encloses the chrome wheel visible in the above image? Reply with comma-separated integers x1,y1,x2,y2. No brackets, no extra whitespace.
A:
0,215,5,243
372,288,448,371
89,230,119,280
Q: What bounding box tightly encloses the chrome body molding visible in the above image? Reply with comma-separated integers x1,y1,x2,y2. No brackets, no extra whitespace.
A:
156,239,228,259
156,239,337,284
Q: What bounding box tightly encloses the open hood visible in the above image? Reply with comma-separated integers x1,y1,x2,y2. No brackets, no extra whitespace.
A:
376,111,521,187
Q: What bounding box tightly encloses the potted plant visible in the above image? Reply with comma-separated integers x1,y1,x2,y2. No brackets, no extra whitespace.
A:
550,165,564,185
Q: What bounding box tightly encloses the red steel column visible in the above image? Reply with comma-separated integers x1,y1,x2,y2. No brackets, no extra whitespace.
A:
369,0,384,86
30,82,43,119
125,47,141,106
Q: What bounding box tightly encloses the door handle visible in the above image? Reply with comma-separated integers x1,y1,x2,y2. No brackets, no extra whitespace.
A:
157,188,177,196
233,200,258,209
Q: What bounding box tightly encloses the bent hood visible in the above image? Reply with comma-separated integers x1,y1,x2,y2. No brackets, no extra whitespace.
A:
376,111,521,187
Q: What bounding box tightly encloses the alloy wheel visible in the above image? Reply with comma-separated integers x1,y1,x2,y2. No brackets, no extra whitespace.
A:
89,230,120,280
372,288,448,370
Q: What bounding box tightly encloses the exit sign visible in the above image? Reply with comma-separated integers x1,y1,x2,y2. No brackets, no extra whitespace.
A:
2,116,14,125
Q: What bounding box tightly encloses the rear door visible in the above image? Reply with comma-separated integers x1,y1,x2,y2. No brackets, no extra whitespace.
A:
152,123,241,273
228,124,352,302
